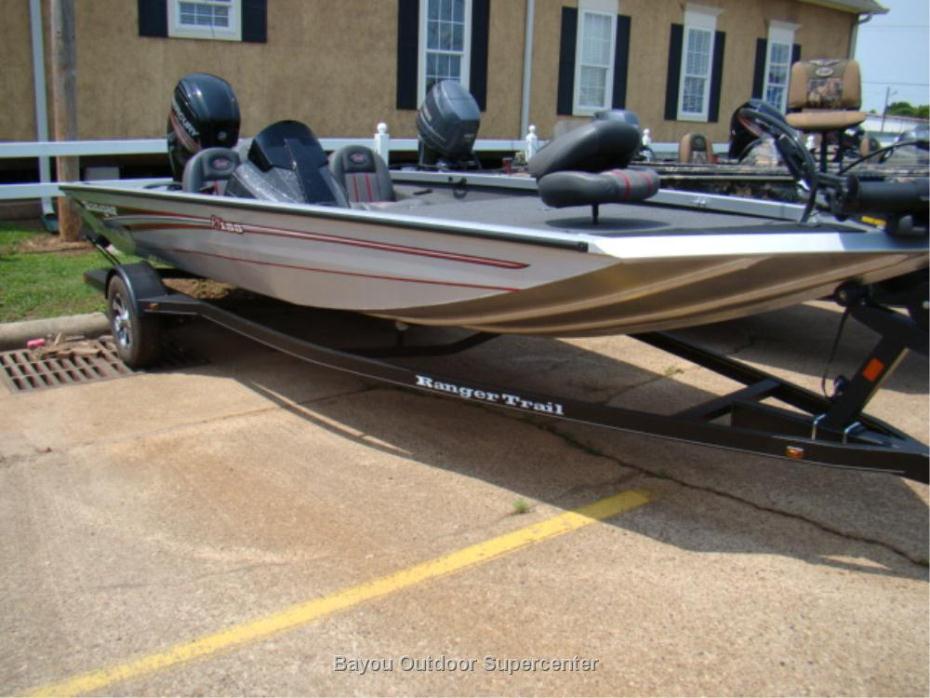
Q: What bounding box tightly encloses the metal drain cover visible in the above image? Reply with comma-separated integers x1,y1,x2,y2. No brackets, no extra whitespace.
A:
0,336,204,393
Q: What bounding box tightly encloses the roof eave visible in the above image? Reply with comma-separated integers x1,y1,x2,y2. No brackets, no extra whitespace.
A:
797,0,889,15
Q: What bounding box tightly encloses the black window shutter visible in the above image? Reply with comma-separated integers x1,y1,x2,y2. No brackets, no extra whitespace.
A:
396,0,420,109
664,23,683,120
752,38,766,99
138,0,167,37
556,7,578,115
470,0,490,111
792,43,801,65
241,0,267,43
707,30,725,122
611,15,631,109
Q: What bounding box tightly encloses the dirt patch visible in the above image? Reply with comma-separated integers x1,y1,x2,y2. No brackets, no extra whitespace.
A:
164,278,237,300
13,234,94,255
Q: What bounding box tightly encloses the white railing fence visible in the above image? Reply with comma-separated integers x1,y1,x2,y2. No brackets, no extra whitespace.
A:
0,123,706,203
0,124,540,203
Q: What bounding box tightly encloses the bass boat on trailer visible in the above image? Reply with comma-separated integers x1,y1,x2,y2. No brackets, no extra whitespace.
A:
65,75,929,338
65,75,930,483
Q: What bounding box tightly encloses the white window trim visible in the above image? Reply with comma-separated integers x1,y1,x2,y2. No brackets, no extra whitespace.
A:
762,20,799,113
676,4,723,122
417,0,473,106
571,0,619,116
168,0,242,42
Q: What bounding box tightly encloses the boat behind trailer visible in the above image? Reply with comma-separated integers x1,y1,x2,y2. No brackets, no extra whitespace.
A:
83,260,928,484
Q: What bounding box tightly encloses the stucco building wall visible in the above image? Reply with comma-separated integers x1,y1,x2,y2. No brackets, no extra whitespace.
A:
0,0,856,148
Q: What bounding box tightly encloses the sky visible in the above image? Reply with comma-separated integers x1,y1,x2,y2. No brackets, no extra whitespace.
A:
854,0,930,112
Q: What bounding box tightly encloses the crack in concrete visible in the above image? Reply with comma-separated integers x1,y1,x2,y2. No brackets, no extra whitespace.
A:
548,471,645,505
542,422,928,569
595,337,759,407
10,373,924,569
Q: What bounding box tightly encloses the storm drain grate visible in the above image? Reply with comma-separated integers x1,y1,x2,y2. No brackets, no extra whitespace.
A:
0,337,130,392
0,336,206,393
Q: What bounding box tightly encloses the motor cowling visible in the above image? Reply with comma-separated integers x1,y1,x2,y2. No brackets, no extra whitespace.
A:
593,109,642,132
167,73,241,181
416,80,481,168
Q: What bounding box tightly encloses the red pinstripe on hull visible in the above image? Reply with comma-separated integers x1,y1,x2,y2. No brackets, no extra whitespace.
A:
112,207,529,269
168,248,519,292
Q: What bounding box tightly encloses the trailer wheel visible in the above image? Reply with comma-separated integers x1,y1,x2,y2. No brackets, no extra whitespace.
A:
107,275,161,369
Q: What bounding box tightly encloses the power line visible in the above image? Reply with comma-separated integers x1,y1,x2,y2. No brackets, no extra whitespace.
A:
862,80,930,87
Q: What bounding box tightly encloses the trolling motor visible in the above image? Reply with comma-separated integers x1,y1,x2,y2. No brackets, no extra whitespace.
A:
737,105,930,237
828,175,929,237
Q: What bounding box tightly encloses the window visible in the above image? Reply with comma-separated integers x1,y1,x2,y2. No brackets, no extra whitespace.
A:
677,4,722,121
418,0,472,104
763,21,798,113
571,0,618,115
168,0,241,41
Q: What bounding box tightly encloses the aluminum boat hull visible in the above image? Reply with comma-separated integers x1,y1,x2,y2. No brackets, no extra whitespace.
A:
65,176,929,336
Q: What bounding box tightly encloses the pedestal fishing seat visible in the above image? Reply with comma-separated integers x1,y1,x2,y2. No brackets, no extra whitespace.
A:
785,58,866,171
530,120,661,224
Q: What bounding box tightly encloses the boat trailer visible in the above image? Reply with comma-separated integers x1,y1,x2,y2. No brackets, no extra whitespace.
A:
84,262,929,484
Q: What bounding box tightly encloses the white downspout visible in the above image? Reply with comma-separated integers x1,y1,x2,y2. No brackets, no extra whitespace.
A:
850,12,873,59
29,0,54,219
520,0,536,139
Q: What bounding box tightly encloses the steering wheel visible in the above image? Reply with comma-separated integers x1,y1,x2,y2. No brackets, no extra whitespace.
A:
737,106,819,220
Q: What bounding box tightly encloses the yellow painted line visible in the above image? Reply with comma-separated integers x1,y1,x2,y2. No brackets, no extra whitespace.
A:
30,489,650,696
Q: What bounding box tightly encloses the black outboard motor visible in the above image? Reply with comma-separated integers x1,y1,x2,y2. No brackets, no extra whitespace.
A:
593,109,641,131
225,120,348,207
167,73,240,181
416,80,481,169
728,99,783,161
593,109,653,161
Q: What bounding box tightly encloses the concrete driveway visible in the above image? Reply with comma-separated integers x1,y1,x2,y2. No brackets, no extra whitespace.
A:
0,300,927,696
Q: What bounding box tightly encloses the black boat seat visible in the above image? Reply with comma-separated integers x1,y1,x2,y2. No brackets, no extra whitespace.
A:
330,145,396,203
182,147,241,194
539,168,661,222
528,120,641,179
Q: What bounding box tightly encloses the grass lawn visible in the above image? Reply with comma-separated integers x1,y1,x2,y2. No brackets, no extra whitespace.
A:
0,223,119,323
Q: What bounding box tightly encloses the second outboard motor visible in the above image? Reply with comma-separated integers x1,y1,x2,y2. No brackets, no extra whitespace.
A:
225,120,348,207
167,73,240,181
728,98,783,161
416,80,481,169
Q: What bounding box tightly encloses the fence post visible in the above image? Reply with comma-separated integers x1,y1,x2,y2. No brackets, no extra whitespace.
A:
525,124,539,161
373,122,391,164
50,0,80,240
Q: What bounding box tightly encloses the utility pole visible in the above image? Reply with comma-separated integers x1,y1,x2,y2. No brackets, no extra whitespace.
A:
50,0,80,241
880,86,896,134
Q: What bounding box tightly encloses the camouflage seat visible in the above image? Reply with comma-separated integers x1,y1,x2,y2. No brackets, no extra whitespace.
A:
784,59,866,133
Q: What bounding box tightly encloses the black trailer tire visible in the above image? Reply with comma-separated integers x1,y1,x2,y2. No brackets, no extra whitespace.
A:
107,275,162,369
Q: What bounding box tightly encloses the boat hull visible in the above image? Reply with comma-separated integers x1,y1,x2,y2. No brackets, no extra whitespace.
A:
67,182,929,336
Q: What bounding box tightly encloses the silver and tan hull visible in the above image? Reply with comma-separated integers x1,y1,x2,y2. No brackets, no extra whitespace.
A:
66,181,929,336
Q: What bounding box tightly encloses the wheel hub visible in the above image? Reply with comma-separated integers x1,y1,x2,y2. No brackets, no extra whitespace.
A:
111,293,132,348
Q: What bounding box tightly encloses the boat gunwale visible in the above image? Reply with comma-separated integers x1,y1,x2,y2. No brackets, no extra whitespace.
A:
62,181,591,253
62,178,928,259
